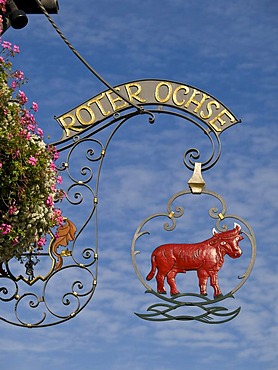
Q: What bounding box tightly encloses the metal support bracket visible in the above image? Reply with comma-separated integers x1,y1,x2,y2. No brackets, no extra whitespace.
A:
188,162,206,194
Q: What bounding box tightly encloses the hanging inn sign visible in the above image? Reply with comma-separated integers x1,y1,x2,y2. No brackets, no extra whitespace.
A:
0,79,256,327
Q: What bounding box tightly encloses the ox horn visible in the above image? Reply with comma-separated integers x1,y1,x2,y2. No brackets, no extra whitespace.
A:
212,228,218,235
234,222,241,231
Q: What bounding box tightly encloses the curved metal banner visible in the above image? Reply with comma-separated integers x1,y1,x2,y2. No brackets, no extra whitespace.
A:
55,79,241,140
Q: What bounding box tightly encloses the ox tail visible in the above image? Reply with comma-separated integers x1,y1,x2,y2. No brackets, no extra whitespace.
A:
146,254,157,281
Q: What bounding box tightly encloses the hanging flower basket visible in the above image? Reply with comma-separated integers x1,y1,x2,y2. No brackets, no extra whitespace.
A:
0,39,64,262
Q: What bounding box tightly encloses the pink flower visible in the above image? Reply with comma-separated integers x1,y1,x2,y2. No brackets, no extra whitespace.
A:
53,209,63,226
0,56,4,63
18,90,28,105
28,156,37,166
46,196,54,207
0,162,2,168
19,129,31,140
53,151,60,160
27,123,35,132
0,223,12,235
14,70,24,80
0,1,6,12
37,128,43,138
37,237,46,247
49,162,56,171
2,41,12,50
8,205,17,215
57,176,63,184
13,44,20,54
22,111,35,126
32,102,39,112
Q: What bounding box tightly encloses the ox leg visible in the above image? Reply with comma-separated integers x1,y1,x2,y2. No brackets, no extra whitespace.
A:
197,269,209,296
209,272,223,298
155,271,167,294
166,269,180,296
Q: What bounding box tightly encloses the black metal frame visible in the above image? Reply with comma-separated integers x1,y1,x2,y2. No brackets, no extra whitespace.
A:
0,2,256,327
0,103,256,327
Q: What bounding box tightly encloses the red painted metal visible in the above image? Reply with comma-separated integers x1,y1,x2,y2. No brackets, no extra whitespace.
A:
146,223,243,298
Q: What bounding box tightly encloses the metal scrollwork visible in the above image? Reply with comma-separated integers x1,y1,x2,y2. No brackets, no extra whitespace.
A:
131,189,256,323
135,291,241,324
2,0,247,327
0,133,102,326
183,124,221,171
0,79,254,326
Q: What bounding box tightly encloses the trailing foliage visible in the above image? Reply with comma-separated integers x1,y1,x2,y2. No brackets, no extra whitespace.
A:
0,20,64,261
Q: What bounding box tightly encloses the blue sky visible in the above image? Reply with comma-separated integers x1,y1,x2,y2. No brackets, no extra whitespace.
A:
1,1,277,369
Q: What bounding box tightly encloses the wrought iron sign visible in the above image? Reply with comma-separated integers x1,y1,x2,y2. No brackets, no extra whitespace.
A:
0,2,256,327
0,78,256,327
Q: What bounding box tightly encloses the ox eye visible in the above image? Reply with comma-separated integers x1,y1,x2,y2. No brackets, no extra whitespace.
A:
235,237,239,241
221,241,226,245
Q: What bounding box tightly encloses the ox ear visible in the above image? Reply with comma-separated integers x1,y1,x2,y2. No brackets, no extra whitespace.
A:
234,222,241,231
212,228,218,235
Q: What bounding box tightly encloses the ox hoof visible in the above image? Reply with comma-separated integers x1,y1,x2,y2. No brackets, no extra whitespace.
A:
201,293,208,297
171,292,180,297
157,290,167,295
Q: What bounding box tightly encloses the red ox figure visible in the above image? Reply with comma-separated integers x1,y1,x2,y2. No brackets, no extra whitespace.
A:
146,223,243,298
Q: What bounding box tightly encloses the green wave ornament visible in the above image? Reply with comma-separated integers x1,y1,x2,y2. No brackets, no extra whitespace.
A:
135,290,241,324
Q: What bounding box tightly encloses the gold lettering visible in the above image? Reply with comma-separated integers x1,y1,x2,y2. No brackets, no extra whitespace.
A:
184,89,210,113
106,87,129,111
155,82,172,103
76,105,95,126
125,83,146,103
209,109,236,132
58,114,82,137
88,93,110,116
172,85,190,106
57,80,238,137
200,100,220,120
